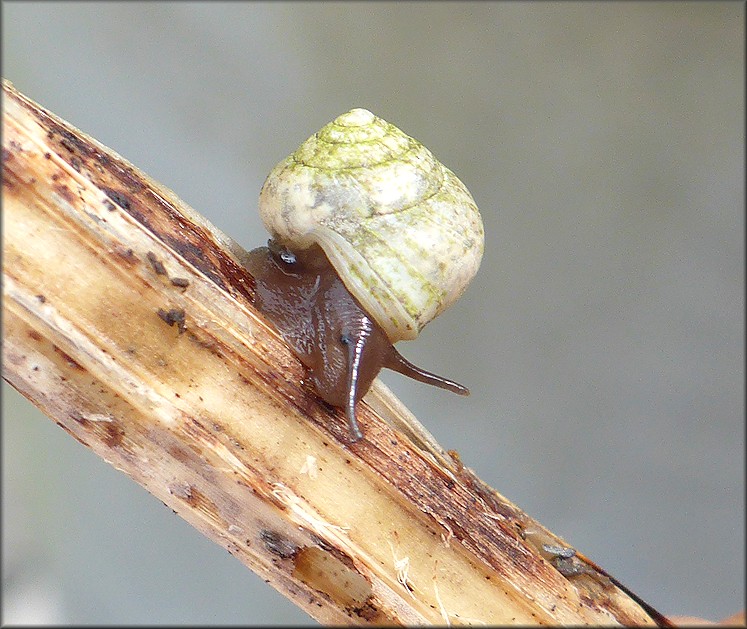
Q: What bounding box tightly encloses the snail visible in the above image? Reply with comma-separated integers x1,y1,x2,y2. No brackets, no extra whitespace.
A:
245,108,484,441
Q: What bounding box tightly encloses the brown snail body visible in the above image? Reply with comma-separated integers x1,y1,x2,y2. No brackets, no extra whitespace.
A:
245,241,468,440
248,109,484,440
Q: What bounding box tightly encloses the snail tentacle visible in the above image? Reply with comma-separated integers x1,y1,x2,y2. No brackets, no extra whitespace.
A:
386,348,470,397
340,323,372,441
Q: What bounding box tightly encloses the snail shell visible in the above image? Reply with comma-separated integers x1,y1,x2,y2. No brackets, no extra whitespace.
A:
258,108,484,342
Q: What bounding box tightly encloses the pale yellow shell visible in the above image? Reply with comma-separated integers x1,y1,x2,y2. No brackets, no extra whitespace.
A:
258,108,484,342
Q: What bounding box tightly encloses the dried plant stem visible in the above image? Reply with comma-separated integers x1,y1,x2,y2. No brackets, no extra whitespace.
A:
2,79,665,626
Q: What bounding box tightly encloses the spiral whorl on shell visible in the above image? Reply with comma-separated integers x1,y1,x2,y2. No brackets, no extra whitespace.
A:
258,108,484,342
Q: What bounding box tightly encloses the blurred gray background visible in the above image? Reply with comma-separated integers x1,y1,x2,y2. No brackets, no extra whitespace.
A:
2,2,743,625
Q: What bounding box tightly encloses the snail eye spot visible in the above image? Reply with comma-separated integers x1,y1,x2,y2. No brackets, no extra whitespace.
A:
340,333,352,346
267,239,297,265
279,251,296,265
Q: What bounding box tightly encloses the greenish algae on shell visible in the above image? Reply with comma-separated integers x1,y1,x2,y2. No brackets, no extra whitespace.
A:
258,108,484,342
